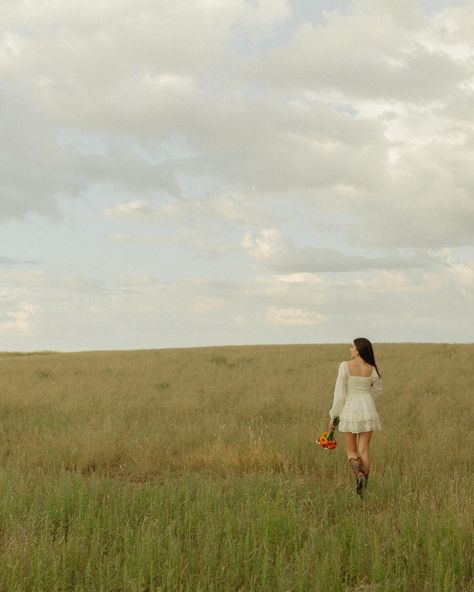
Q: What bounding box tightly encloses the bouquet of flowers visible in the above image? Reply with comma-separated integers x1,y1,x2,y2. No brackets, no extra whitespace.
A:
317,416,340,450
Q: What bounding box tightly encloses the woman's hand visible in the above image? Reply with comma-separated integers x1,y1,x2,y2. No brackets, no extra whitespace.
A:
328,420,336,432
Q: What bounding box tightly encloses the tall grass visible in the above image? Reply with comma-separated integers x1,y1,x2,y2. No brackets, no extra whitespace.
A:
0,344,472,591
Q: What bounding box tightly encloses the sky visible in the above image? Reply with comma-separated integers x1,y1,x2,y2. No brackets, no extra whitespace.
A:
1,0,473,352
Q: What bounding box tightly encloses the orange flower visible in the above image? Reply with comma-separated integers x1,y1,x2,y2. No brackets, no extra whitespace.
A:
317,430,337,450
316,416,339,450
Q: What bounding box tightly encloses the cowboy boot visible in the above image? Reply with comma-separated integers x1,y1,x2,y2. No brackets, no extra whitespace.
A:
349,457,365,496
363,471,369,491
348,456,361,473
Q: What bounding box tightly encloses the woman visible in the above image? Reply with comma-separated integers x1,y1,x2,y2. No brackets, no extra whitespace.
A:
329,338,382,496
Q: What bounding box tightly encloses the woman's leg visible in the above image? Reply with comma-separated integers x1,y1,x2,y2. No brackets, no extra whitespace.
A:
343,432,358,461
344,432,365,495
357,431,372,475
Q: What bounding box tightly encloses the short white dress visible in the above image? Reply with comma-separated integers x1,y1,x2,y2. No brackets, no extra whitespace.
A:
329,361,383,433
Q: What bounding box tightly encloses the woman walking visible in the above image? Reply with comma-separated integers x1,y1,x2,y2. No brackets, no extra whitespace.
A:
329,338,382,496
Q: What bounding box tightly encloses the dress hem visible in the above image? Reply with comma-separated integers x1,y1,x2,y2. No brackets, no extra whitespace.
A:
338,419,382,433
339,428,382,434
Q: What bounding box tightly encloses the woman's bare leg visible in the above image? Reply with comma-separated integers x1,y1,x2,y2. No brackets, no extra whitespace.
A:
343,432,358,461
357,431,372,475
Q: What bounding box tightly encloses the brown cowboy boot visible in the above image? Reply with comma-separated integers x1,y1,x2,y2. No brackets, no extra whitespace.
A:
348,456,360,473
363,471,369,491
348,457,365,496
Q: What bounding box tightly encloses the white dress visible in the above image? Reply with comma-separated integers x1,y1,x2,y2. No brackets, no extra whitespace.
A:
329,361,383,433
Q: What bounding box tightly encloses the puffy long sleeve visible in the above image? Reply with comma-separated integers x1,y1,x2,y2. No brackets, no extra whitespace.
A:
329,361,348,419
370,373,383,399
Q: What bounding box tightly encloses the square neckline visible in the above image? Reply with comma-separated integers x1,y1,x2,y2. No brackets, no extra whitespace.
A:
346,360,374,378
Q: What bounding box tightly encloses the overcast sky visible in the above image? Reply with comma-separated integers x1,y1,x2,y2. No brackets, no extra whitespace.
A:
1,0,473,351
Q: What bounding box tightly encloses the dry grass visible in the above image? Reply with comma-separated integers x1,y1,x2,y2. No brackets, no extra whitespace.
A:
0,343,472,591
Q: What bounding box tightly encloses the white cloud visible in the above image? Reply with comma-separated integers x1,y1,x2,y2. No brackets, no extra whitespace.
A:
2,0,472,249
117,274,157,287
0,249,472,350
104,200,155,218
195,242,237,260
266,306,327,326
252,6,468,103
192,297,227,315
242,228,440,272
0,0,473,349
158,194,253,225
0,289,40,335
420,4,474,61
0,271,46,288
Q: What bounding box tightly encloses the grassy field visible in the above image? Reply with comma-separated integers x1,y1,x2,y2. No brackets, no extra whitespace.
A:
0,343,472,591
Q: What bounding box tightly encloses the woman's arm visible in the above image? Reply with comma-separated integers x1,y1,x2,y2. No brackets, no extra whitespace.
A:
370,373,383,399
329,362,348,419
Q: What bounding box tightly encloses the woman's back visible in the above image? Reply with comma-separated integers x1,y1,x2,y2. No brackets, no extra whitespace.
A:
346,363,376,396
346,358,375,378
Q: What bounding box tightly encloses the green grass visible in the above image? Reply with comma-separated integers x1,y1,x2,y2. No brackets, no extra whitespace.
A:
0,343,472,591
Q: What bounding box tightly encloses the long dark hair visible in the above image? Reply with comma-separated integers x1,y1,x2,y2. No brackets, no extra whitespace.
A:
354,337,381,378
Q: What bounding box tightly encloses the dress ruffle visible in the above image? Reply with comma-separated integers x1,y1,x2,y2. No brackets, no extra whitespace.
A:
338,418,381,433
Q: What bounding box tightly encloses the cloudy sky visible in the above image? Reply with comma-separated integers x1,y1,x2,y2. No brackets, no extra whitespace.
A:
1,0,473,351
